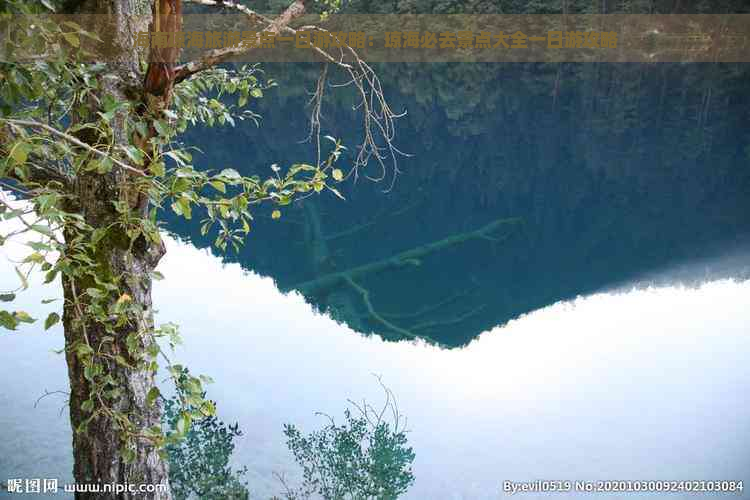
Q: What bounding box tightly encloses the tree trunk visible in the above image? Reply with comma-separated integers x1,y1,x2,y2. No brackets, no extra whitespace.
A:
60,1,174,498
62,214,170,500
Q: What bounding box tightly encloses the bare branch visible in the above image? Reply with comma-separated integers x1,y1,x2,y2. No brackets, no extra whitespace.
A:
174,0,307,84
178,0,406,188
34,389,70,409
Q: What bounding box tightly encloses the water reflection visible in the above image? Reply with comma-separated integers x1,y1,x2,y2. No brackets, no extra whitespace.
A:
168,62,750,347
2,60,749,498
2,237,748,499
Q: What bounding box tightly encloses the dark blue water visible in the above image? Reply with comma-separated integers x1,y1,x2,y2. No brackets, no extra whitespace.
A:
169,62,750,347
2,62,750,500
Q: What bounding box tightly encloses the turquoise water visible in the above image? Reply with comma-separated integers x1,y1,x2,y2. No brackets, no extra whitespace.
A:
171,63,750,347
2,62,750,498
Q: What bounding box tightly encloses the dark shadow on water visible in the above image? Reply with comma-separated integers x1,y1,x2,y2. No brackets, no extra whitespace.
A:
165,62,750,347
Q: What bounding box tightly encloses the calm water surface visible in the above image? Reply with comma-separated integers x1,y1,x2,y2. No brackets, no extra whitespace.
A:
1,238,749,499
2,62,750,499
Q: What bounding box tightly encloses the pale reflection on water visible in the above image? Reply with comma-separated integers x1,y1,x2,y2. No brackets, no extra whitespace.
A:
1,237,749,499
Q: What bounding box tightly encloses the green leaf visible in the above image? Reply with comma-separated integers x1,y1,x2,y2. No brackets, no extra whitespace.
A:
96,157,113,174
83,363,100,381
172,197,192,219
122,146,145,165
121,447,136,464
44,312,60,330
146,342,160,359
97,110,115,123
9,141,30,165
114,355,131,368
75,343,94,357
146,387,160,407
219,168,241,181
62,32,80,47
288,163,317,175
91,227,107,246
75,419,89,435
332,168,344,181
250,88,263,98
13,311,34,324
185,376,202,395
164,150,192,166
44,269,58,284
125,332,139,355
26,241,53,252
86,287,104,299
30,224,54,237
200,400,216,416
0,293,15,302
176,411,192,436
172,178,191,193
23,252,45,264
271,209,281,220
134,121,149,138
174,167,201,179
148,161,165,177
0,310,18,330
153,120,170,137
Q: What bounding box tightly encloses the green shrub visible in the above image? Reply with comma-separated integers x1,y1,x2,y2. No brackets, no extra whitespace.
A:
163,371,250,500
276,380,415,500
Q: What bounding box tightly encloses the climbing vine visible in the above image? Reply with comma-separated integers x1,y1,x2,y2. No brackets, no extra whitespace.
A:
1,0,349,463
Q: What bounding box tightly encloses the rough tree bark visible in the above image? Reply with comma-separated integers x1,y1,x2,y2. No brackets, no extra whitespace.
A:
60,0,173,498
51,0,327,494
62,203,170,500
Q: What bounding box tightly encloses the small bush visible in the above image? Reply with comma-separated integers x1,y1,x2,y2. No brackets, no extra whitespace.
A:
163,371,250,500
275,379,415,500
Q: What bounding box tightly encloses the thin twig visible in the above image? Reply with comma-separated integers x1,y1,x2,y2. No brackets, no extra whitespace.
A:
1,118,146,177
33,389,70,409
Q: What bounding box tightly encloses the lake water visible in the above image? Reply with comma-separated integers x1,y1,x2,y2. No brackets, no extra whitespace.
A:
2,62,750,499
1,237,749,499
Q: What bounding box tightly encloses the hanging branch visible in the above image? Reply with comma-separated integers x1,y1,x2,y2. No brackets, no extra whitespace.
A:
179,0,406,188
